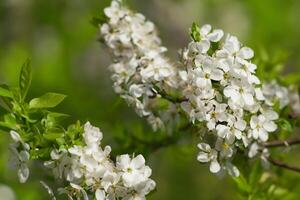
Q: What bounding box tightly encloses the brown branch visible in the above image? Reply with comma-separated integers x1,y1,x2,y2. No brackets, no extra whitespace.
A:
267,157,300,173
264,137,300,148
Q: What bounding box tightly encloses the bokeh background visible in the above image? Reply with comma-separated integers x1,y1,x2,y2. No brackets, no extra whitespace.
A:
0,0,300,199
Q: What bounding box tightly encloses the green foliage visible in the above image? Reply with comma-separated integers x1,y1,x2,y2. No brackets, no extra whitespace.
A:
0,85,13,98
190,22,201,42
19,59,32,102
29,93,66,109
0,63,82,161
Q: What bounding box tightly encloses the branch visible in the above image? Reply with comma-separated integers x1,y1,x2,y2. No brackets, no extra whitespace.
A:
264,137,300,148
267,157,300,173
158,90,187,104
151,87,187,104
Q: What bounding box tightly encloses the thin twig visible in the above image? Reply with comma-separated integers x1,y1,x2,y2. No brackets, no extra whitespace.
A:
267,157,300,173
264,137,300,148
151,87,187,104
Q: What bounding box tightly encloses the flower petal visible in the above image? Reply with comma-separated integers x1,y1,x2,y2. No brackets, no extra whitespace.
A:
209,160,221,173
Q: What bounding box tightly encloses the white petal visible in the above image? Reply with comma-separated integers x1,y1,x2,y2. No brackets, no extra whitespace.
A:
263,121,278,132
252,129,259,139
197,152,210,163
209,160,221,173
226,132,235,145
196,77,211,88
19,151,30,162
258,129,269,141
95,189,106,200
18,165,29,183
238,47,254,59
224,87,239,102
116,154,131,170
250,116,259,129
216,49,229,58
248,143,258,158
131,154,145,169
10,131,22,143
197,143,211,152
200,24,212,36
216,124,228,138
210,69,224,81
224,36,240,53
207,29,224,42
197,40,210,53
263,110,279,120
242,92,254,105
234,120,247,131
255,88,265,101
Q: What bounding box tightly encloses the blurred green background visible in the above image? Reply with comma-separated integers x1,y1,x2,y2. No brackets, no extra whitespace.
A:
1,0,300,199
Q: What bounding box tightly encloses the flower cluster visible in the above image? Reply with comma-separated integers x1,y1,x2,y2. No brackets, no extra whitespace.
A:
100,0,300,177
178,25,282,175
100,0,178,130
262,80,300,115
9,131,30,183
44,122,155,200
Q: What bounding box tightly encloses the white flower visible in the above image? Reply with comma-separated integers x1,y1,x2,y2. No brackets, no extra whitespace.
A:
9,131,30,183
197,143,220,173
140,61,172,82
224,80,255,106
200,24,224,43
70,183,89,200
84,122,103,146
205,102,227,130
129,84,144,98
249,112,278,142
195,62,224,88
117,154,152,187
216,35,254,64
215,138,234,158
104,0,126,25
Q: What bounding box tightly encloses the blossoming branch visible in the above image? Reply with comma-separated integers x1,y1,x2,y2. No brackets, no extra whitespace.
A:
0,61,155,200
99,0,300,177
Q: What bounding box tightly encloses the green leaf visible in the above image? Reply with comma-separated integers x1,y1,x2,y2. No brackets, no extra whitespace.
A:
190,22,201,42
249,161,262,190
278,118,293,133
0,85,13,98
0,114,17,129
29,93,66,109
43,132,64,141
19,59,32,101
233,174,251,195
90,16,108,28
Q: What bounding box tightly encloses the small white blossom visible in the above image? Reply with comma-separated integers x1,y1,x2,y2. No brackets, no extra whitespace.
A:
197,143,220,173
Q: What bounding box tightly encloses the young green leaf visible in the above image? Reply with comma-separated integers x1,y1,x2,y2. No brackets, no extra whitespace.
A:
29,93,66,109
0,85,13,98
43,132,64,141
19,59,32,101
190,22,201,42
